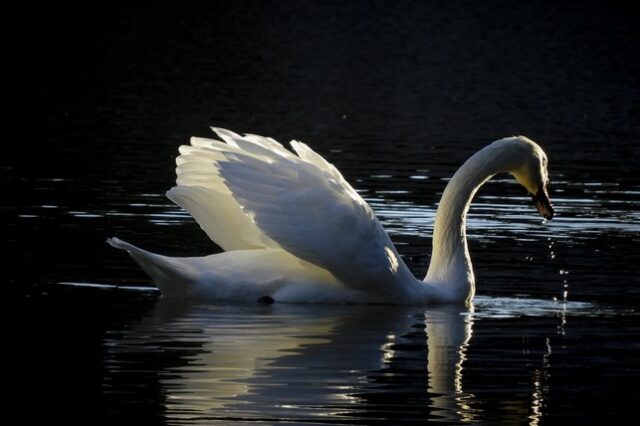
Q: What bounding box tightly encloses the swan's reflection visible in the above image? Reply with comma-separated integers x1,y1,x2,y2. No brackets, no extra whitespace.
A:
104,299,481,422
425,305,478,423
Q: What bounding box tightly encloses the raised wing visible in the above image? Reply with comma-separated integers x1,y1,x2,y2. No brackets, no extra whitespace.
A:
166,132,280,251
208,127,416,295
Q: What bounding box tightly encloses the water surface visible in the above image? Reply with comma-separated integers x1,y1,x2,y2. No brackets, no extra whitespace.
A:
7,0,639,423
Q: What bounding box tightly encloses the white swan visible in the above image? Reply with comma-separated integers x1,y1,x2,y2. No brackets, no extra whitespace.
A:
108,127,554,305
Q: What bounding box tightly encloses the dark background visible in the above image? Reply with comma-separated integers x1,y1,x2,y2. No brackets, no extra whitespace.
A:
8,0,639,284
5,0,640,423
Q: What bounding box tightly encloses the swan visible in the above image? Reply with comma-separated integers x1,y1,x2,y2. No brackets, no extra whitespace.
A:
108,127,554,305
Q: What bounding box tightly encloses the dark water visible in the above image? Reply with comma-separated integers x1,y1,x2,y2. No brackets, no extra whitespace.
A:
6,0,640,424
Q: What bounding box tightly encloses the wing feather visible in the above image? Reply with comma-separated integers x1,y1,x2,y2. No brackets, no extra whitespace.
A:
168,135,279,251
167,127,415,296
212,129,415,295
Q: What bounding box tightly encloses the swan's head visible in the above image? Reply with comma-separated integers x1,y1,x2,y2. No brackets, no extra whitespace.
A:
493,136,554,220
504,136,554,219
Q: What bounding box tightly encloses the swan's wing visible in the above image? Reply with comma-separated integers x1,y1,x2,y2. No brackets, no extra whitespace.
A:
211,128,415,295
166,132,280,251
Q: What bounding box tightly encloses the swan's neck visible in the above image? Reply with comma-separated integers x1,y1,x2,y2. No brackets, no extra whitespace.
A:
424,143,516,302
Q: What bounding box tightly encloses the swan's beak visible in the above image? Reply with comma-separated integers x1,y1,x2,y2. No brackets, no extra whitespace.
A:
532,186,554,219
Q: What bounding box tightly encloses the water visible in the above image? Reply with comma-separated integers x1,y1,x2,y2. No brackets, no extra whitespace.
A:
6,0,639,423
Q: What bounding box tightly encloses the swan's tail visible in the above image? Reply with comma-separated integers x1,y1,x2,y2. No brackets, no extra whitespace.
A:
107,237,195,297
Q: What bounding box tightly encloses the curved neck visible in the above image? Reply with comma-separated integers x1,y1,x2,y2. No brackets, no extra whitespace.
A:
424,143,517,301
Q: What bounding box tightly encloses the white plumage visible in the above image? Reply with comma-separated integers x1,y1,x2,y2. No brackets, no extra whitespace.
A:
109,127,553,305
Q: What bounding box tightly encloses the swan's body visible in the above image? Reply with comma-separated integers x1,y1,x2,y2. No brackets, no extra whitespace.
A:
109,128,553,305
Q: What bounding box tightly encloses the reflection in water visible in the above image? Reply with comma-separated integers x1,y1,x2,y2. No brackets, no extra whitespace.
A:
100,297,588,424
425,306,477,423
7,1,639,422
106,301,424,422
529,337,552,426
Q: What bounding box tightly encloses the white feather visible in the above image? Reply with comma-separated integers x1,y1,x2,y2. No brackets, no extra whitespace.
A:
216,137,417,298
110,129,553,305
